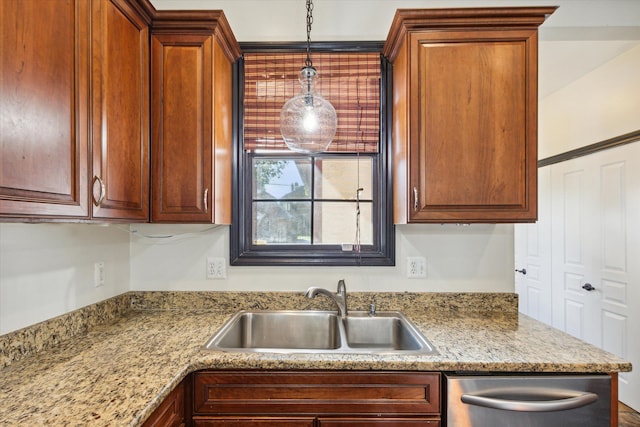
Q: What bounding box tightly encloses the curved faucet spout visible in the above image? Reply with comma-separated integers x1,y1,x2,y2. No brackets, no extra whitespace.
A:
304,280,348,318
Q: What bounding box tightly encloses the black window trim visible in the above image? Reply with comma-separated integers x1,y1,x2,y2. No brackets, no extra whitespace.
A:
230,41,394,266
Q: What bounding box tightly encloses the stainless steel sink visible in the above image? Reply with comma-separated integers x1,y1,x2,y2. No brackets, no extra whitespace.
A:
203,310,437,354
208,311,341,350
343,312,428,351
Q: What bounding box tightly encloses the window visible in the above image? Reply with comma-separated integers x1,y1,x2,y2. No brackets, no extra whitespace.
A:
231,42,393,266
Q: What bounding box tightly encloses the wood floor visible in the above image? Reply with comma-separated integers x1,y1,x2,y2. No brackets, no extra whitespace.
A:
619,402,640,427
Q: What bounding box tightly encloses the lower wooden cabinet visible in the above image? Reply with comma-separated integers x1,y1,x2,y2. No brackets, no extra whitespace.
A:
193,418,315,427
143,380,185,427
193,418,438,426
192,371,441,426
318,419,439,426
143,371,441,426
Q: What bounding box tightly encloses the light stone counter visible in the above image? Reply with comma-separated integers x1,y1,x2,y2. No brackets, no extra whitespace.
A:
0,292,631,426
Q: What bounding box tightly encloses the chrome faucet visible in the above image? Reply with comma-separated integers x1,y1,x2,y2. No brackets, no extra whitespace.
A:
304,279,348,319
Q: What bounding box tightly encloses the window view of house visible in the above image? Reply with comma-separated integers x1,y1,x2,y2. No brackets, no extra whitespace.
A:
252,156,373,246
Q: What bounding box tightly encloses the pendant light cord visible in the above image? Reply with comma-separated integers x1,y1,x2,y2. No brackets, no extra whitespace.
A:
305,0,314,68
355,153,363,255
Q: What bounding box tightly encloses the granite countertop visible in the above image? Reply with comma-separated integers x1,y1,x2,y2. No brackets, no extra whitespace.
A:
0,291,631,426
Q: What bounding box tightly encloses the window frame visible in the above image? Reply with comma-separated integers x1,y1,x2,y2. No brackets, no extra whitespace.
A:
230,42,394,266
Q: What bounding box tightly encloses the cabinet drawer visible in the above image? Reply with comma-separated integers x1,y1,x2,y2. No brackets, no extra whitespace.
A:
193,417,315,426
193,371,440,416
319,418,440,426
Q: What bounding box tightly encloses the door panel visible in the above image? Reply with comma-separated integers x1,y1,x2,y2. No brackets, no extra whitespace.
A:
318,418,439,426
91,0,150,220
551,161,600,346
193,418,315,426
151,34,213,222
0,0,90,218
514,167,551,324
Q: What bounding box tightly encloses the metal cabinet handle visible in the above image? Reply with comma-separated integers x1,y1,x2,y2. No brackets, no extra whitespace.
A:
413,187,419,212
92,175,106,206
204,188,209,212
461,391,598,412
582,283,596,291
515,268,527,275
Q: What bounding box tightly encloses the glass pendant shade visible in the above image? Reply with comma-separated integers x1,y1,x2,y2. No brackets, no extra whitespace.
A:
280,66,337,153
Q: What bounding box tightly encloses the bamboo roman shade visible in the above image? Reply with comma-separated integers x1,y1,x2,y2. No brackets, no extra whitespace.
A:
243,52,381,153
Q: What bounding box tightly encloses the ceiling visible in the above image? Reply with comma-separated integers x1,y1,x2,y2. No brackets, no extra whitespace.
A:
150,0,640,99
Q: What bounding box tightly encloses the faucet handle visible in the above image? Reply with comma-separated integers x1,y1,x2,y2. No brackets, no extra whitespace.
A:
337,279,346,294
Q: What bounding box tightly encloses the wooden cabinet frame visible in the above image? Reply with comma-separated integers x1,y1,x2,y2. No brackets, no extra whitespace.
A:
383,7,556,223
192,370,441,426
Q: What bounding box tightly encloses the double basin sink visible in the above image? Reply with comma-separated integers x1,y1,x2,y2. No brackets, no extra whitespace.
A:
204,310,437,355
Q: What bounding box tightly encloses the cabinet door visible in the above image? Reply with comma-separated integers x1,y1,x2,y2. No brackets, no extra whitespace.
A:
405,29,538,223
318,418,440,426
91,0,150,220
0,0,90,218
193,371,440,417
142,380,184,427
151,33,213,222
193,417,315,426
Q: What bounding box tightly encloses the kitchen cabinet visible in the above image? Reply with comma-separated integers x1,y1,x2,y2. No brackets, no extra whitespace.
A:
143,379,185,427
91,0,151,221
383,7,555,223
150,12,240,223
192,370,441,426
0,0,152,221
1,0,91,218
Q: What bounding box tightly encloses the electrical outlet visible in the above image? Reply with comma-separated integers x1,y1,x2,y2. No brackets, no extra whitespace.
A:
206,257,227,279
94,261,105,287
407,256,427,279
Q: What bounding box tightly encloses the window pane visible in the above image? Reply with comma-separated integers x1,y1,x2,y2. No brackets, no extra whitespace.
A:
314,158,372,200
253,158,312,200
253,201,311,244
314,202,373,245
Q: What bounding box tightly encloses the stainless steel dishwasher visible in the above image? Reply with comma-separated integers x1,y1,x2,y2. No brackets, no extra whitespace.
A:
445,374,611,427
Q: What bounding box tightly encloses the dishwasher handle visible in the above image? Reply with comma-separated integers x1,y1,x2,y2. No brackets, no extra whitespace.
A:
461,390,599,412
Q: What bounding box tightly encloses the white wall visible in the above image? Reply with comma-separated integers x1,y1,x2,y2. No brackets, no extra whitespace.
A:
2,0,638,333
129,224,514,292
0,223,130,334
539,44,640,158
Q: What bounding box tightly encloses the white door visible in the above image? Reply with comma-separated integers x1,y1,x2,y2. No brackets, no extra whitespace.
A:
550,142,640,409
550,155,601,345
514,167,552,325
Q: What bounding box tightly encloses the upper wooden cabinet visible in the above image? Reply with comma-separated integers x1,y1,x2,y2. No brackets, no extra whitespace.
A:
383,7,556,223
1,0,91,218
91,0,151,221
1,1,240,223
150,11,240,223
0,0,152,221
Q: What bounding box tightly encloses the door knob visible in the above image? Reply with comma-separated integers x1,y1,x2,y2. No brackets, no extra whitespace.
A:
582,283,596,291
515,268,527,275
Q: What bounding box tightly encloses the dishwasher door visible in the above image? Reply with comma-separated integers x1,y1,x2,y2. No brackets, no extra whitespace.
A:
445,374,611,427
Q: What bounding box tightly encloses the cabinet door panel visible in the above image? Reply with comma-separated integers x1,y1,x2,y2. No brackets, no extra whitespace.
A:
194,371,440,416
142,380,184,427
151,34,212,222
0,0,89,218
91,0,149,220
194,417,315,427
319,418,440,426
409,30,537,222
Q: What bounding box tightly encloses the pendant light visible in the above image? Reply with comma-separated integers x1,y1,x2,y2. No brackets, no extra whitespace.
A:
280,0,337,153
